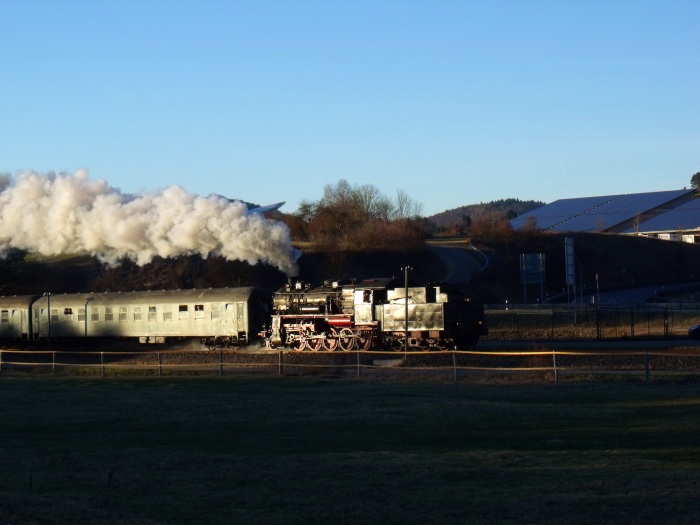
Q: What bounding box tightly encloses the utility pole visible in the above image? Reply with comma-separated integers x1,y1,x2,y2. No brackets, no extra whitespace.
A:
402,266,412,355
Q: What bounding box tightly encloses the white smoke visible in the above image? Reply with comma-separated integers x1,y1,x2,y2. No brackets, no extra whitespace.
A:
0,169,300,275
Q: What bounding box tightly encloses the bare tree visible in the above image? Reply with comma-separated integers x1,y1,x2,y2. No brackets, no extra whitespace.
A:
393,189,423,220
293,180,425,249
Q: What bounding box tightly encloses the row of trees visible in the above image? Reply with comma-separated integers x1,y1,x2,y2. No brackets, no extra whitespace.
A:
275,179,525,250
279,180,427,250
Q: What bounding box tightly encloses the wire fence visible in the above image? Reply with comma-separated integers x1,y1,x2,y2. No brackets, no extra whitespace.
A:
2,347,699,383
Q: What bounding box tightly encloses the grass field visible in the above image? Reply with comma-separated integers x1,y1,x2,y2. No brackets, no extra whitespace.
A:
1,377,699,524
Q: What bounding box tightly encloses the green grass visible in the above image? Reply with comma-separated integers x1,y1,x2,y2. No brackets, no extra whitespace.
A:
1,378,699,524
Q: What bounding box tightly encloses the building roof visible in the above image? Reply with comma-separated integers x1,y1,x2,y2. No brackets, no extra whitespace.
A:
621,196,700,233
511,189,697,234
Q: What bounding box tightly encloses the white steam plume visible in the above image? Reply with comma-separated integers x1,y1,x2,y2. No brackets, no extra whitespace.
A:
0,169,299,275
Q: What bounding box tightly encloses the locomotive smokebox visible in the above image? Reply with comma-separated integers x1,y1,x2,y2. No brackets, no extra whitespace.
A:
286,276,297,291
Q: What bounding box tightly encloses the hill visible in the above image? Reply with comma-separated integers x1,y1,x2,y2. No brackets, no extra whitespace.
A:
428,198,544,228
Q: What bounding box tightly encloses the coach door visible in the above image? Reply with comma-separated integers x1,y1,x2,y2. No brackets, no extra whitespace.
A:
209,303,223,336
225,302,248,342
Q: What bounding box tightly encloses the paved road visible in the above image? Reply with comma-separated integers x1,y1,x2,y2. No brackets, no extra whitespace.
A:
428,245,487,284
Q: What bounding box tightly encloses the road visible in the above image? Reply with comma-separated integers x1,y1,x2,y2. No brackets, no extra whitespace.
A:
428,244,487,284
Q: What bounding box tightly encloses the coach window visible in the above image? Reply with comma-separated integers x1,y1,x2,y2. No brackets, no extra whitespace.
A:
134,306,143,321
211,304,221,320
148,306,157,321
163,305,173,321
51,308,59,323
237,303,244,321
179,305,189,320
105,307,114,321
64,307,73,321
119,306,128,321
91,307,100,322
1,310,8,323
194,304,204,319
78,308,86,322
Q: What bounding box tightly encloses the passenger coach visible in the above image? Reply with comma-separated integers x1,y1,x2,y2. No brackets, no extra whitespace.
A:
29,287,269,347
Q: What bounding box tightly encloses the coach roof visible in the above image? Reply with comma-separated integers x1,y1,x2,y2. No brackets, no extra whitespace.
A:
33,288,264,307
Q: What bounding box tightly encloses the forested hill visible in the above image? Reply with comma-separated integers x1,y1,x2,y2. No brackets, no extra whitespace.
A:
429,198,544,228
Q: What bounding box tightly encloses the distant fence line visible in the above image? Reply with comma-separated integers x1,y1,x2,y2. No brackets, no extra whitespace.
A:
1,347,699,383
484,303,700,341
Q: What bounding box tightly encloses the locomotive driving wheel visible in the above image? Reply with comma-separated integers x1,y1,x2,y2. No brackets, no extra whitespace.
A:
322,331,338,351
306,336,323,352
358,330,373,351
338,328,355,352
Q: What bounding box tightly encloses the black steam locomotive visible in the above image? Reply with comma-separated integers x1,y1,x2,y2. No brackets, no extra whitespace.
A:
262,277,486,351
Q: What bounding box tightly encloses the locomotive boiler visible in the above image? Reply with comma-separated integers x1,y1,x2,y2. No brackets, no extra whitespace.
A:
262,277,486,351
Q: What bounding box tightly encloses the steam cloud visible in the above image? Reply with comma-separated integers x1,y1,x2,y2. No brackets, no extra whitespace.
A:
0,169,299,275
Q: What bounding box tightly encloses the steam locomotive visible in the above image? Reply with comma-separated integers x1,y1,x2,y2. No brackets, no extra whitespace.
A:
0,277,486,351
263,277,486,351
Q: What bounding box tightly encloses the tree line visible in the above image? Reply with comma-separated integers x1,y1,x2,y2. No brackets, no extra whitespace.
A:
276,180,428,250
275,179,529,250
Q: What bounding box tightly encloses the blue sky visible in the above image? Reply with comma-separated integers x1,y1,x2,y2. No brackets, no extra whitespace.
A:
2,0,698,216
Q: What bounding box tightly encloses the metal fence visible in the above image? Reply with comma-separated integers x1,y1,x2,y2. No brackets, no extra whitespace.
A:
1,347,699,383
484,303,700,341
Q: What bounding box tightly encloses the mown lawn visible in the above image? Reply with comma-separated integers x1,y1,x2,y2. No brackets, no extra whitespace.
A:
1,377,699,524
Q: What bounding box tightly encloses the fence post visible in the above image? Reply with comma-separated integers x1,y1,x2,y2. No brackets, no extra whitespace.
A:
453,350,458,382
630,308,635,337
52,351,56,375
551,310,555,339
0,350,3,374
101,351,104,377
664,308,669,338
278,350,283,376
219,349,223,377
552,348,558,383
357,351,361,379
596,308,602,340
158,352,162,377
645,349,650,383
